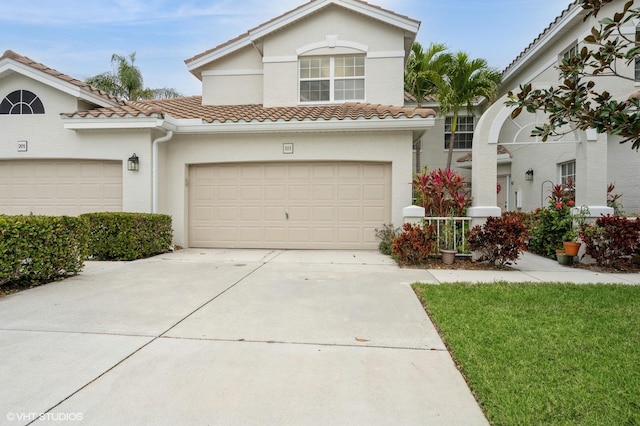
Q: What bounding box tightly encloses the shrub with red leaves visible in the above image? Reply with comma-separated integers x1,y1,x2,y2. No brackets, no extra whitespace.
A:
391,222,437,265
579,215,640,269
468,212,528,266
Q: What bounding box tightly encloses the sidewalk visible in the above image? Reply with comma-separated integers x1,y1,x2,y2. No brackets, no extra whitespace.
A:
426,251,640,285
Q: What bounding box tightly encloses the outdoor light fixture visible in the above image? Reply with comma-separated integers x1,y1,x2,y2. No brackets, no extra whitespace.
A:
525,168,534,181
127,153,139,171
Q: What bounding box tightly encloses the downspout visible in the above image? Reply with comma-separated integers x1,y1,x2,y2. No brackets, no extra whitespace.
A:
152,129,174,213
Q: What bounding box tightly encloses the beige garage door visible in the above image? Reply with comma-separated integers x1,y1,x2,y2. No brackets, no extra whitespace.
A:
189,162,391,249
0,160,123,216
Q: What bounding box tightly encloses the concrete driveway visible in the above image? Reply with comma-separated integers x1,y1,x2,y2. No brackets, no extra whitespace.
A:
0,249,487,426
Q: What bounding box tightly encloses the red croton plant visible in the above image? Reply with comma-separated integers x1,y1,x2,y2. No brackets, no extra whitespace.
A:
412,167,472,217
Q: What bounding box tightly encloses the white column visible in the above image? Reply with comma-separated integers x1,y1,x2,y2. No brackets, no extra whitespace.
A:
575,129,613,217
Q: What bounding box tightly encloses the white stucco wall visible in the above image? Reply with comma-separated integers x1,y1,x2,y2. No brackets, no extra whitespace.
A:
160,130,414,247
200,46,264,105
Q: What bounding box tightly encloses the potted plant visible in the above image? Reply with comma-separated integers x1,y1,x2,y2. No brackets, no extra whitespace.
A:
439,219,457,265
563,205,589,257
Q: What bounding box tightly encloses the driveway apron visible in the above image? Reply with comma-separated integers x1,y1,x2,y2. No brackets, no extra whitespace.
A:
0,249,488,426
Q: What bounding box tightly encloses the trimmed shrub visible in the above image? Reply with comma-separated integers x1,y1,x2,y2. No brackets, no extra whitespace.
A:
392,222,437,265
82,212,172,261
579,215,640,269
468,212,528,266
0,215,89,286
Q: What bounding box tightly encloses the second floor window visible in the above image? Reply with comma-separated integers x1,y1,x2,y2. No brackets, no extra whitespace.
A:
299,56,365,103
444,116,474,150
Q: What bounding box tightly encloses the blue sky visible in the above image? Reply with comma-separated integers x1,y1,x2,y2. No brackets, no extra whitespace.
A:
1,0,571,97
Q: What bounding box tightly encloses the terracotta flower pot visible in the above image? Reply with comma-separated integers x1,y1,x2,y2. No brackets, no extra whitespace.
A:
441,249,456,265
563,241,580,257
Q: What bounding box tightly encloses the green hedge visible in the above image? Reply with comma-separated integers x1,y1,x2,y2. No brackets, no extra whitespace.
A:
81,212,173,261
0,215,89,286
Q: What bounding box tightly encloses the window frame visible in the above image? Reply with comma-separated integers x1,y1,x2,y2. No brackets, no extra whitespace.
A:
559,160,576,186
0,90,45,115
444,115,475,150
298,55,365,104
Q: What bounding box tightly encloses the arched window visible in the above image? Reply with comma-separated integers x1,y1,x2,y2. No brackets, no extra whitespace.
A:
0,90,45,114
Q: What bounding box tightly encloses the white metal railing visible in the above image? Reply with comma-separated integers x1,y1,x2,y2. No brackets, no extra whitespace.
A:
422,216,472,256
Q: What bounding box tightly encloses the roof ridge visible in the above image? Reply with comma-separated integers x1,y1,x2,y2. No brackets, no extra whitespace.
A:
502,0,581,75
185,0,419,66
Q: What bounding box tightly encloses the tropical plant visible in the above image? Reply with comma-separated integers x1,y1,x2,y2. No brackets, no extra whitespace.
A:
413,167,472,217
437,52,501,169
579,215,640,269
507,0,640,150
391,222,437,265
468,212,528,266
404,42,452,107
86,52,182,101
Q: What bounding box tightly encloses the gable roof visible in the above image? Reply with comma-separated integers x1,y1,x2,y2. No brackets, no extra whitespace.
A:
185,0,420,73
501,1,583,84
0,50,125,108
63,96,435,124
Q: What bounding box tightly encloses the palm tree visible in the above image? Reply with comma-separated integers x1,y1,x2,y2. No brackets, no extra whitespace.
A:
86,53,181,101
437,52,501,170
404,42,452,171
404,42,451,108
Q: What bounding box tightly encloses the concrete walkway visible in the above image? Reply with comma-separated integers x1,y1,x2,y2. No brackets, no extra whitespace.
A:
1,249,637,425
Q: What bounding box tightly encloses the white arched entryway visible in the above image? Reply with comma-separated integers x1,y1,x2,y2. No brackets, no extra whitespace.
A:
468,94,613,227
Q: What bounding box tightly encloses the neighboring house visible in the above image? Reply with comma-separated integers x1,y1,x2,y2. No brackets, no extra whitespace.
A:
0,0,436,249
468,0,639,219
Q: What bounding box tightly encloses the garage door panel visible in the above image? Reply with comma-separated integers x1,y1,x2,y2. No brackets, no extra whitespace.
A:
265,185,286,200
189,162,390,249
314,185,335,200
338,185,360,201
338,206,360,221
363,206,387,222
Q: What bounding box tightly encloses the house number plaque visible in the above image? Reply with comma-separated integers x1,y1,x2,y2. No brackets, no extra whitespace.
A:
17,140,28,152
283,143,294,154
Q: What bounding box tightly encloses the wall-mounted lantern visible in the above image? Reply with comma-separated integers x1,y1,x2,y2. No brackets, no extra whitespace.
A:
525,168,534,181
127,153,139,172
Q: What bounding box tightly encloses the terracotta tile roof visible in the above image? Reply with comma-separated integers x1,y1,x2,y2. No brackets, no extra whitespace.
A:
185,0,419,66
62,96,436,123
456,145,512,163
404,92,437,104
1,50,125,106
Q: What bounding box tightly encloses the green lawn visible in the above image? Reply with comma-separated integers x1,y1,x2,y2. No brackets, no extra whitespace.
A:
413,282,640,426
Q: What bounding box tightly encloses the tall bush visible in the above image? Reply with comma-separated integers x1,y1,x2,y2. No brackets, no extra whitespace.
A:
0,215,88,286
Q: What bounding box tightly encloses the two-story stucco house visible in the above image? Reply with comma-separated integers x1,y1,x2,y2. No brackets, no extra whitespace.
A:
0,0,436,249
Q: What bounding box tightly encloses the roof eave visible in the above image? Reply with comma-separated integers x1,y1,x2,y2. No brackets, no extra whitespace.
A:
169,116,435,134
502,2,584,85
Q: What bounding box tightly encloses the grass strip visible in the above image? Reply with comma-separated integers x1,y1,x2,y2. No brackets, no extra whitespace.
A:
413,282,640,426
